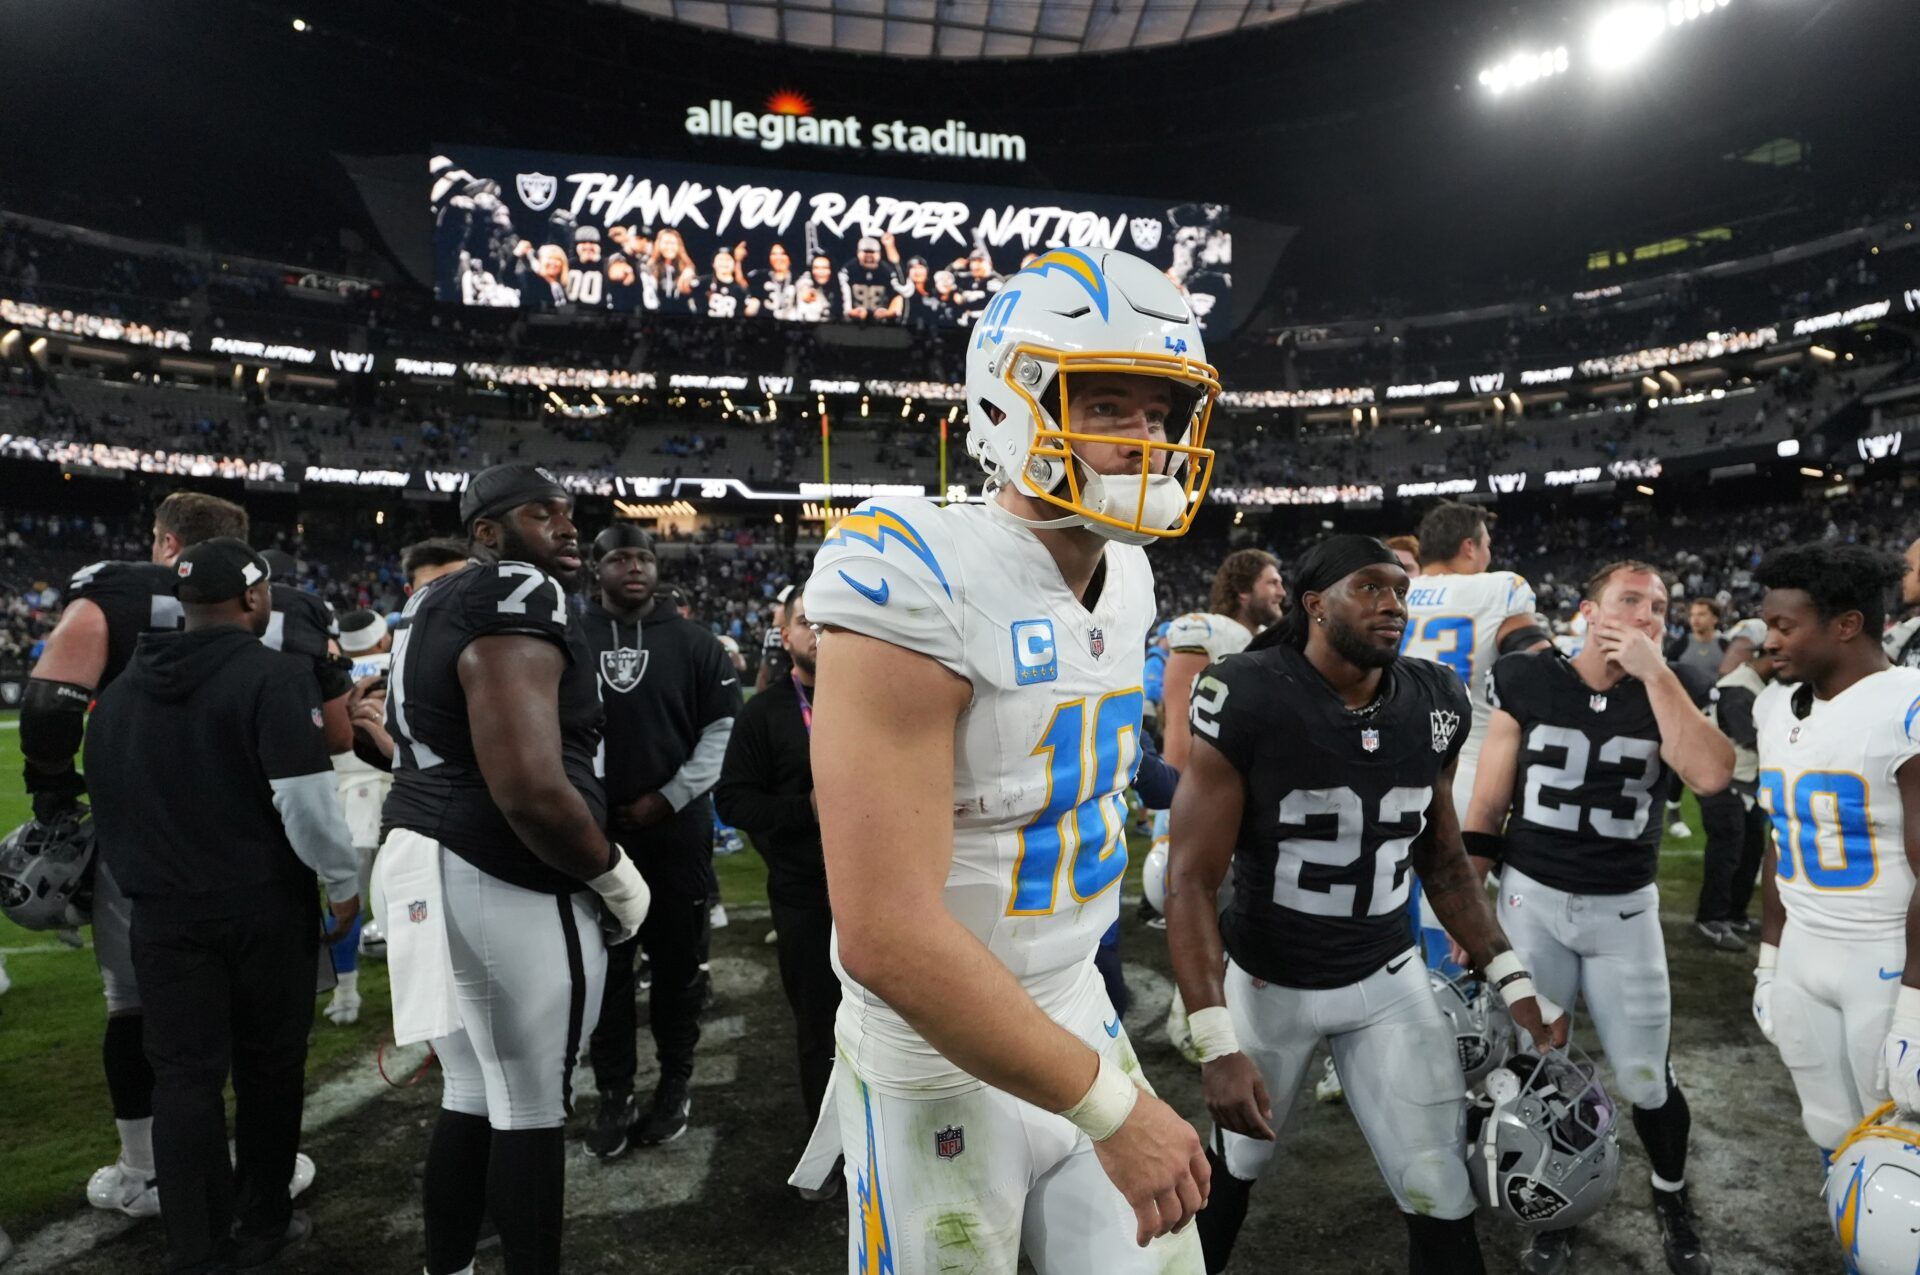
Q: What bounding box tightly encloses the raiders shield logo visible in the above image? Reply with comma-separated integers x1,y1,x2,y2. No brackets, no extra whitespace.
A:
516,172,558,211
934,1125,964,1160
1128,217,1164,252
600,647,649,693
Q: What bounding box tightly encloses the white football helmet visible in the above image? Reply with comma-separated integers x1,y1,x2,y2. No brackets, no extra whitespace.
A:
1465,1047,1620,1232
963,247,1219,545
1826,1103,1920,1274
1142,839,1169,915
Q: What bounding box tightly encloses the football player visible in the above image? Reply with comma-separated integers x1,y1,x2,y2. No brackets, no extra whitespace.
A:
1464,560,1735,1275
799,247,1219,1272
376,464,647,1275
1168,534,1566,1275
1750,543,1920,1163
1882,533,1920,667
325,608,395,1023
22,492,319,1216
1403,502,1547,979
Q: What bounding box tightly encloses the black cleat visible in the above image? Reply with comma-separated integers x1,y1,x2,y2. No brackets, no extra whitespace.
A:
235,1210,311,1269
583,1091,639,1160
1519,1227,1575,1275
1653,1186,1713,1274
633,1078,691,1146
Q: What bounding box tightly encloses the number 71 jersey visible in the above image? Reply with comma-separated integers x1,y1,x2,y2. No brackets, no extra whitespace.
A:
1755,669,1920,942
806,497,1154,1094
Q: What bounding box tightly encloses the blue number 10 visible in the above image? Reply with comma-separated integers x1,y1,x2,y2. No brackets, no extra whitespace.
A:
1402,616,1476,683
1758,768,1878,889
1009,690,1143,915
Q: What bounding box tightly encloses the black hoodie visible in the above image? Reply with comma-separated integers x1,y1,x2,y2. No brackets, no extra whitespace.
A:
85,626,354,919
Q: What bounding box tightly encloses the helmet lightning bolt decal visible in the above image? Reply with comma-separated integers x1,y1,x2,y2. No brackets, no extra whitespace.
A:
1014,247,1111,321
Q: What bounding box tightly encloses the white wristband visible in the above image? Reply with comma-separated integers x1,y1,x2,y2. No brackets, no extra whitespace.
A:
1484,951,1538,1010
1061,1054,1140,1142
1897,985,1920,1023
1756,942,1778,974
1187,1006,1241,1063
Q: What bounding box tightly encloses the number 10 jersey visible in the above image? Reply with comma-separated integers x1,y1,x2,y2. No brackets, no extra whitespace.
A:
1191,641,1471,990
805,497,1154,1097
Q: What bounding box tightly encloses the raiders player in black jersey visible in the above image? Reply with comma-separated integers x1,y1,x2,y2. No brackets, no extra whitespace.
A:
838,235,902,321
1168,536,1566,1275
377,463,649,1275
1465,560,1734,1275
22,492,326,1218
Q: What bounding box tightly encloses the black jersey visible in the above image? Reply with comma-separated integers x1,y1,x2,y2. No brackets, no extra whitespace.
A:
696,276,750,319
1195,642,1471,989
265,583,338,660
838,261,900,318
66,560,183,689
382,561,606,894
749,268,799,320
564,261,608,308
1489,650,1673,895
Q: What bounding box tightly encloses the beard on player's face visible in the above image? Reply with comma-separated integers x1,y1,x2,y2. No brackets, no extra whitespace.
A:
1324,612,1400,669
489,504,583,590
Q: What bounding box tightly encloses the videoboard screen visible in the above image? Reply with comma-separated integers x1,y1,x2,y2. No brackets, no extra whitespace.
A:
430,145,1230,329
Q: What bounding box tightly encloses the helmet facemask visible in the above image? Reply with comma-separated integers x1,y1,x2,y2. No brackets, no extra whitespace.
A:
985,343,1219,546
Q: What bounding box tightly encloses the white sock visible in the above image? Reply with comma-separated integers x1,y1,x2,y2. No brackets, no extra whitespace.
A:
335,971,359,1000
118,1117,155,1176
1651,1171,1686,1194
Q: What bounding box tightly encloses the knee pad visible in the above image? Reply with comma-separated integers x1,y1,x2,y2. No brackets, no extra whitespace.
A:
1615,1062,1672,1109
1398,1148,1475,1220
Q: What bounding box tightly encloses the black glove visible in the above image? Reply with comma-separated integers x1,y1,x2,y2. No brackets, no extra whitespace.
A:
317,652,355,702
26,766,87,823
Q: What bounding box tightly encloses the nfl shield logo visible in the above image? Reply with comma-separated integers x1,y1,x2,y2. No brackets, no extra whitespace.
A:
1088,628,1105,658
1789,725,1802,744
1589,694,1608,713
1361,728,1380,753
934,1125,964,1160
407,899,428,924
515,172,557,211
310,707,324,728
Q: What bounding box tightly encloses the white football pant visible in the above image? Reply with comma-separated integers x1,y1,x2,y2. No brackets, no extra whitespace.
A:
1772,918,1901,1151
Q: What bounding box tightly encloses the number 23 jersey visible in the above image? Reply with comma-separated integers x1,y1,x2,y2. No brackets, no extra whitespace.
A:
1191,642,1471,990
1755,668,1920,941
805,497,1153,1095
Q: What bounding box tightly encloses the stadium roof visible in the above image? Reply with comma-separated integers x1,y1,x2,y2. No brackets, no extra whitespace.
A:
595,0,1363,58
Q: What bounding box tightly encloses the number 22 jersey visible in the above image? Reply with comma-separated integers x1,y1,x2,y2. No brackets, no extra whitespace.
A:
1755,668,1920,941
1192,641,1470,989
805,497,1154,1096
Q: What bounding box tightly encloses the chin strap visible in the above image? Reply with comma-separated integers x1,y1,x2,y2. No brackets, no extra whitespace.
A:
982,473,1088,534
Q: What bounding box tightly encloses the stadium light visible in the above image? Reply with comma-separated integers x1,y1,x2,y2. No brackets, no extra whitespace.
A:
1589,4,1667,71
1477,46,1569,95
291,17,307,31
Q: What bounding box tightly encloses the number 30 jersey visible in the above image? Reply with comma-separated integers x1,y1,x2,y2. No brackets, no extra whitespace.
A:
1755,668,1920,942
806,497,1154,1095
1191,641,1470,989
1488,649,1673,896
381,560,606,894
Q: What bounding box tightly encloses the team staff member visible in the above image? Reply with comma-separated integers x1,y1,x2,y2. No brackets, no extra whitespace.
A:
1694,618,1773,949
377,465,648,1275
21,490,284,1219
579,524,742,1159
84,538,361,1273
715,591,834,1135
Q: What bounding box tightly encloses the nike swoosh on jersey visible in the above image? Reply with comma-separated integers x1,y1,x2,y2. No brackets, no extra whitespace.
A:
838,570,889,606
1619,908,1647,920
1881,969,1904,980
1385,955,1414,975
1102,1018,1120,1038
721,678,738,685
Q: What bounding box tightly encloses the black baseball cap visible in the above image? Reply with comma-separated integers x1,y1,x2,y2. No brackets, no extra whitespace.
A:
461,463,570,532
261,548,302,581
173,538,270,604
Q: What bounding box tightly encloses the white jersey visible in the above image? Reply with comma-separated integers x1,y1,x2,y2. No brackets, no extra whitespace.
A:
806,497,1154,1096
1165,610,1253,663
1755,669,1920,941
1403,570,1535,774
333,650,392,779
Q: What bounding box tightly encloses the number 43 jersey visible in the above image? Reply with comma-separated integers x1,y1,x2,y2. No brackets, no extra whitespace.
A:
1755,668,1920,942
381,559,606,895
1488,649,1674,896
806,497,1154,1095
1192,641,1471,990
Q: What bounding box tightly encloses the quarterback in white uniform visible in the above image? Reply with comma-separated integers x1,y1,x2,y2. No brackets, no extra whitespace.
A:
802,247,1220,1273
1751,543,1920,1156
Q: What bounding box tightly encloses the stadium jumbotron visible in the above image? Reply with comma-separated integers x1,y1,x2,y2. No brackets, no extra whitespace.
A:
0,0,1917,1271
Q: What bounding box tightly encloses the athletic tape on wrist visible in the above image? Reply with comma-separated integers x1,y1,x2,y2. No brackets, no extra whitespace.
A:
1187,1005,1241,1063
1061,1054,1139,1142
1898,984,1920,1024
1756,942,1778,974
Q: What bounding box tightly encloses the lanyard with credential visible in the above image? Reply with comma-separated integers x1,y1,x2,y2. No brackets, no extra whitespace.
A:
791,673,813,736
